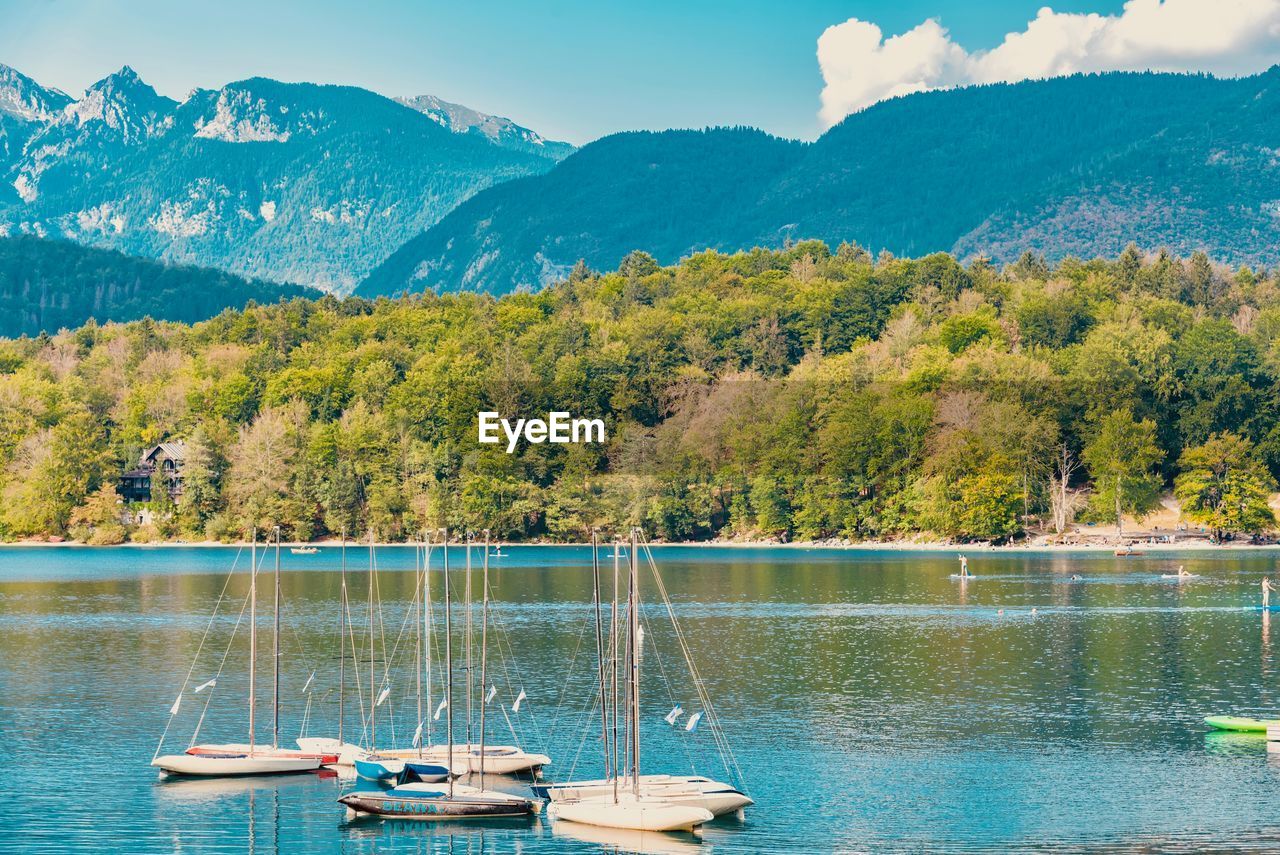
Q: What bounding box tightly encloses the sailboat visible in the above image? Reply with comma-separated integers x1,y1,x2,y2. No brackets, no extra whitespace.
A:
546,530,735,832
339,529,536,820
356,533,549,776
352,531,462,783
153,528,328,776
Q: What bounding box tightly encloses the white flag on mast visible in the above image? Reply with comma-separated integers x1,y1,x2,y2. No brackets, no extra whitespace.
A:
485,685,497,704
413,721,424,747
376,686,391,707
434,699,448,720
685,712,703,732
169,694,182,715
512,689,527,712
194,678,217,694
664,704,683,725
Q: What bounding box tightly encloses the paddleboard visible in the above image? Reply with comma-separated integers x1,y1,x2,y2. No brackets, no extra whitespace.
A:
1204,715,1280,733
1160,573,1199,579
1254,606,1280,612
949,574,975,580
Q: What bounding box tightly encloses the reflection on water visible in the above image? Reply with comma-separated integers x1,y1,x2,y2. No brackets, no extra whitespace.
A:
5,547,1280,851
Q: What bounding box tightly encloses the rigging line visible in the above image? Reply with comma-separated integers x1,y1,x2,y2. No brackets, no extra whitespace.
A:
640,538,745,789
563,680,608,783
189,578,254,751
473,578,531,737
639,608,701,777
643,539,743,789
373,554,428,747
152,544,247,760
342,560,368,747
540,596,594,746
485,584,547,750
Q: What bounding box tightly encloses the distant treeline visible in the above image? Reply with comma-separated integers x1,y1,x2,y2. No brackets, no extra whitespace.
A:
1,241,1277,544
0,235,315,337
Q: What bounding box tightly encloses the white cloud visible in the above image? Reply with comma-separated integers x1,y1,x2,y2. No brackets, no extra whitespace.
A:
818,0,1280,127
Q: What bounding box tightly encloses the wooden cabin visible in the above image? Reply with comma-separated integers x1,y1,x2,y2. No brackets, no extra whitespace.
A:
118,441,187,503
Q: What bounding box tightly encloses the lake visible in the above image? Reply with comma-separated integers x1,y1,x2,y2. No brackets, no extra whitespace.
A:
3,545,1280,853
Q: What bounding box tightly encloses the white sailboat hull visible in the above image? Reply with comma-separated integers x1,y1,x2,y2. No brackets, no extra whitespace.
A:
371,744,550,775
541,774,751,816
549,794,713,832
295,737,364,766
152,752,322,777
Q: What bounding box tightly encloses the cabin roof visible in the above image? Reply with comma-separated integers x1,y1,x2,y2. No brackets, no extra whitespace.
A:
142,441,187,464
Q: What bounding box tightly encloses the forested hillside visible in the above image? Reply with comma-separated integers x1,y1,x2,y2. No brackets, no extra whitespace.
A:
361,69,1280,297
6,243,1279,545
0,235,314,337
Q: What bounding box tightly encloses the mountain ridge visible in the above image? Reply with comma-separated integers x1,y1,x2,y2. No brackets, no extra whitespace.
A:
0,63,575,293
358,68,1280,298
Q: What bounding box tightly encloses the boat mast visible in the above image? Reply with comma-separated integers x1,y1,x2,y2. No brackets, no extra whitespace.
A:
368,528,376,751
611,537,620,803
424,530,433,749
339,528,346,744
591,531,610,779
479,529,490,790
629,527,640,796
249,528,257,756
465,531,474,750
415,529,423,758
273,526,281,750
443,528,454,798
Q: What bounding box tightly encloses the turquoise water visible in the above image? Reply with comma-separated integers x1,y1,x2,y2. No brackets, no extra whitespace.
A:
4,545,1280,852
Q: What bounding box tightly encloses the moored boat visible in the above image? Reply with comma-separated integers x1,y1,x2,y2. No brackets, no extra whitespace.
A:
339,529,538,821
153,750,322,777
153,529,326,778
548,793,712,833
534,773,752,816
340,783,535,819
186,742,338,764
369,743,550,775
544,531,744,835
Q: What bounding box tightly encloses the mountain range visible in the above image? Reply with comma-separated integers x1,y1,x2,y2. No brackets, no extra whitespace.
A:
0,63,573,294
359,69,1280,297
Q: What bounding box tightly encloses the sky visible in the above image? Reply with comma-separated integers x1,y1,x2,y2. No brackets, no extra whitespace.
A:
2,0,1274,145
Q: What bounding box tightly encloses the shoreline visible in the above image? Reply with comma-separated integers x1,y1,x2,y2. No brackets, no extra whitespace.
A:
0,538,1273,553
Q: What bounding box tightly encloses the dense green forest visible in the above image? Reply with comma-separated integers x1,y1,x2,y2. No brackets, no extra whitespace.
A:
0,236,316,337
3,241,1279,544
362,69,1280,297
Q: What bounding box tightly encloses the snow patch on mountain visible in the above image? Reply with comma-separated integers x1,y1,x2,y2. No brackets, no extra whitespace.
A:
195,90,292,142
259,200,277,221
310,199,370,226
152,199,214,237
397,94,574,160
13,175,35,203
75,203,125,234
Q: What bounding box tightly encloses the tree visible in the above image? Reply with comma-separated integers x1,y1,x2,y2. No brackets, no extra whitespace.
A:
1174,432,1276,540
1048,444,1086,536
1082,410,1163,536
69,484,127,545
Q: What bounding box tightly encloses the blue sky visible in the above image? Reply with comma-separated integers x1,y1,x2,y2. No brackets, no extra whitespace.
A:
0,0,1250,145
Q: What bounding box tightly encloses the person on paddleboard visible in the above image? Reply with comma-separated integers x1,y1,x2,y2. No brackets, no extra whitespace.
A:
1264,577,1275,608
958,554,970,579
